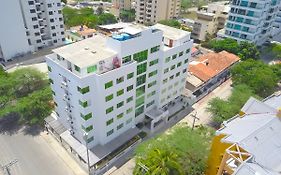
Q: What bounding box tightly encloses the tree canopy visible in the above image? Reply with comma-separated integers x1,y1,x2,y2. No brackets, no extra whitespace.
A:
205,39,260,60
159,19,181,29
120,9,136,22
207,84,258,125
62,7,117,28
231,59,279,97
0,68,52,125
134,125,214,175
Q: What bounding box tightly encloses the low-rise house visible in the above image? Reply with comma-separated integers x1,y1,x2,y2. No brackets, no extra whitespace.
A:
185,51,240,102
207,92,281,175
66,25,97,43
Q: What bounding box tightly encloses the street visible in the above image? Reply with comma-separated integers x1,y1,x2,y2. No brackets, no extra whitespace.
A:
0,129,77,175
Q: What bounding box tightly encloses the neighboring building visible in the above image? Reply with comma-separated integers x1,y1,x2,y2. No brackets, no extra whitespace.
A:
220,0,281,45
110,0,132,16
207,92,281,175
0,0,65,62
66,25,96,42
45,23,193,171
273,5,281,35
185,51,240,102
98,22,131,35
135,0,181,24
191,1,229,41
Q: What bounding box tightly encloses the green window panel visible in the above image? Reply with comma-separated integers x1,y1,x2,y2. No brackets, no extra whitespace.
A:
81,113,92,120
136,85,145,97
87,136,94,143
149,59,159,66
179,51,184,57
172,54,177,60
126,96,133,103
136,96,145,108
163,78,168,84
74,65,80,72
122,55,132,64
82,125,93,132
107,129,114,136
164,68,169,74
117,101,124,108
184,58,188,64
106,118,114,126
105,81,113,89
147,90,156,98
106,106,114,114
127,72,134,79
170,75,174,80
49,79,54,84
79,100,88,108
186,49,190,54
135,105,144,117
137,62,147,75
54,101,58,106
117,123,124,130
105,94,114,102
78,86,90,94
177,62,182,67
126,107,133,114
133,50,148,63
48,66,52,72
117,89,124,96
171,65,176,70
148,70,157,78
136,74,146,86
126,118,132,124
127,85,134,92
117,113,124,119
176,72,180,77
116,76,124,84
146,100,155,108
183,68,187,73
52,91,56,95
87,65,97,73
150,45,160,53
148,81,157,88
165,57,171,63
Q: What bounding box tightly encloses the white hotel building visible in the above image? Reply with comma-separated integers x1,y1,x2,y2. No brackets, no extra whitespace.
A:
219,0,281,45
0,0,65,62
46,23,192,152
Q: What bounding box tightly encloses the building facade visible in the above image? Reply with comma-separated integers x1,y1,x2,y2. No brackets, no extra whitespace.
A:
0,0,65,62
135,0,181,24
46,23,193,149
110,0,132,16
221,0,281,45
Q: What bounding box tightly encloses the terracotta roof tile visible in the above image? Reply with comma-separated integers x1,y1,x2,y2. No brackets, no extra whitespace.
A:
189,51,240,82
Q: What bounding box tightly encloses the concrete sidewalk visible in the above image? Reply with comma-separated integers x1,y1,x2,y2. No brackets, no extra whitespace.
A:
40,132,87,175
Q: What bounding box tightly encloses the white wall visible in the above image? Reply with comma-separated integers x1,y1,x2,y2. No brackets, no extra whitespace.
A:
0,0,31,61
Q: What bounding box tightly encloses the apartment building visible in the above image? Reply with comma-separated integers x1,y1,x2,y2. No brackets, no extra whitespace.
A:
0,0,65,62
221,0,281,45
191,1,229,41
135,0,181,24
46,23,192,152
273,5,281,35
110,0,132,16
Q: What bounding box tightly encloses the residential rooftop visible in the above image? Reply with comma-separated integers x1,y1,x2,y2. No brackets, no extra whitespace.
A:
53,35,117,68
70,25,96,37
153,23,191,40
189,51,240,82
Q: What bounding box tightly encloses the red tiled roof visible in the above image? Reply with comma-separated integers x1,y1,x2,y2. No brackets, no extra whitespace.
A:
189,51,240,82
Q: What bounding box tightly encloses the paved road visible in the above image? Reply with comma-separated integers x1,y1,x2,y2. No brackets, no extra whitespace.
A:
0,129,75,175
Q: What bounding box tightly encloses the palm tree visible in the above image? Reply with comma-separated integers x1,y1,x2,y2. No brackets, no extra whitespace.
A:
134,148,184,175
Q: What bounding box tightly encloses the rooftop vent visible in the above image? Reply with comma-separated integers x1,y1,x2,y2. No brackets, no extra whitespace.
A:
84,47,89,50
91,51,97,54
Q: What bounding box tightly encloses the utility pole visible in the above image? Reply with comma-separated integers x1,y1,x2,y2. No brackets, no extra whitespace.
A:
190,111,199,130
1,159,18,175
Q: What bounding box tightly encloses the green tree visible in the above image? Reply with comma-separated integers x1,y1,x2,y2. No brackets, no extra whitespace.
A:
207,84,257,124
61,0,67,4
134,125,214,175
159,19,181,29
271,43,281,58
207,38,239,53
238,41,260,60
231,59,279,97
98,13,117,25
96,6,104,15
134,149,184,175
120,9,136,22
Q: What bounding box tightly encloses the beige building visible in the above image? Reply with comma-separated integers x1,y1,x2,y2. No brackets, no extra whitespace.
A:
191,1,229,41
110,0,132,16
135,0,181,25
